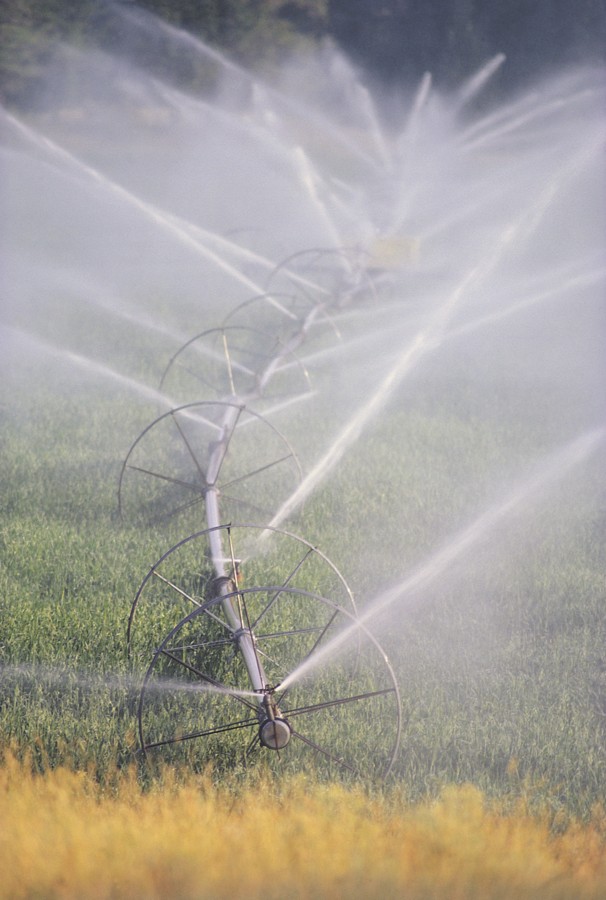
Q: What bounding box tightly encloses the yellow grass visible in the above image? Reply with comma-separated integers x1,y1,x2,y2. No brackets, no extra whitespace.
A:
1,755,605,899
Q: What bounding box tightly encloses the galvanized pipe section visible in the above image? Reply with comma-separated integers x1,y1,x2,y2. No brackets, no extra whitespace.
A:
190,258,366,716
204,408,269,697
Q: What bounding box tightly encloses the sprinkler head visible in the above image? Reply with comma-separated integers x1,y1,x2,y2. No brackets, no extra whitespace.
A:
259,716,291,750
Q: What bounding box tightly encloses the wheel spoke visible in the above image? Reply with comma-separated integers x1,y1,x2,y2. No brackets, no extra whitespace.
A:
250,549,314,630
244,731,261,761
252,623,329,679
173,362,213,390
255,625,325,641
126,464,203,493
284,687,397,718
170,412,207,486
289,728,357,775
276,608,340,706
143,714,260,750
218,452,295,492
160,649,258,712
152,570,202,611
163,635,234,653
151,492,207,525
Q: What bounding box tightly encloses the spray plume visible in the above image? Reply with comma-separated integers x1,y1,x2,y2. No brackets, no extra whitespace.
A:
278,427,605,691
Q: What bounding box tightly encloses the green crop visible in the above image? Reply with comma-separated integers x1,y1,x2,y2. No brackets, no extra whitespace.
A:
1,339,604,817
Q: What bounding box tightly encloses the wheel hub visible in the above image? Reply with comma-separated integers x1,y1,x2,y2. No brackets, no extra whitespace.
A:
259,716,291,750
258,690,291,750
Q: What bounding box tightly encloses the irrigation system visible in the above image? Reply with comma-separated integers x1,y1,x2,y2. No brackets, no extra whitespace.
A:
103,27,604,777
7,6,598,780
120,250,404,779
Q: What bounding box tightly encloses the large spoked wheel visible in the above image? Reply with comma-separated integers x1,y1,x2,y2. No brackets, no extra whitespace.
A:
137,586,402,781
117,401,302,530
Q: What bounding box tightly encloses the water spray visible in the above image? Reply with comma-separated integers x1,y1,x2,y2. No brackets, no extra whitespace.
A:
110,40,603,779
1,108,267,297
277,427,606,693
6,19,602,781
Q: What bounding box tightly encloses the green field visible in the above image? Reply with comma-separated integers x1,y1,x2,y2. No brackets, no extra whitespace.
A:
1,305,604,818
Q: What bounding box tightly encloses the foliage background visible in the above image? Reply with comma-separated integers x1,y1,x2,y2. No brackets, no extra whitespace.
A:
1,0,606,107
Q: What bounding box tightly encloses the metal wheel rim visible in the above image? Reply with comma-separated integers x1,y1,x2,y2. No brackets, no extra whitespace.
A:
137,585,402,781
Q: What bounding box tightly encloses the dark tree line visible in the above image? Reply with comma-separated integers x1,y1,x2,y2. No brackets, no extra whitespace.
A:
0,1,327,105
328,0,606,89
1,0,604,107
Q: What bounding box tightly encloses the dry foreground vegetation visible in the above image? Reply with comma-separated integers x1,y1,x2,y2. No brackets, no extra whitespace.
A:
1,754,606,899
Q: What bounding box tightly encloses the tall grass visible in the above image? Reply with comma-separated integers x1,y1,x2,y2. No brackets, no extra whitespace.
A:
1,753,605,899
